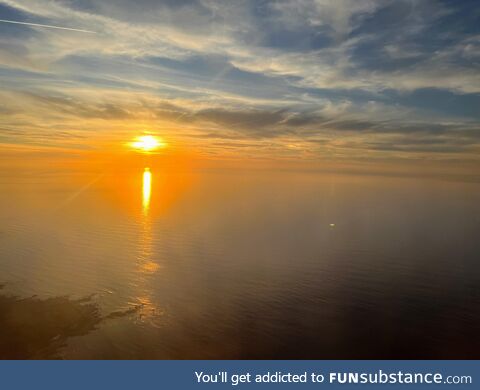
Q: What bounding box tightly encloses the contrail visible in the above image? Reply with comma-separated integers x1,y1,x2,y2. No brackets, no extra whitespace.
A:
0,19,96,33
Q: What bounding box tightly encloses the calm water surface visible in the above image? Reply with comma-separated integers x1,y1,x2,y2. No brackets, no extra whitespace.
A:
1,166,479,358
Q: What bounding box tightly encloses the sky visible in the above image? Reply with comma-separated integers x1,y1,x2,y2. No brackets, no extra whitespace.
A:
0,0,479,170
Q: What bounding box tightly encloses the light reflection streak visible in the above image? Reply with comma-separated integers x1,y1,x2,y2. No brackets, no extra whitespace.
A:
142,167,152,215
135,167,161,323
140,167,158,274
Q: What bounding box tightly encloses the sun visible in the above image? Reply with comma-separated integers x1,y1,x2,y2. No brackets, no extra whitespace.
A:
130,135,165,152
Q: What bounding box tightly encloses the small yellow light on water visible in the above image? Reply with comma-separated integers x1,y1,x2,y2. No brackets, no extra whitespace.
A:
131,135,165,152
329,223,335,227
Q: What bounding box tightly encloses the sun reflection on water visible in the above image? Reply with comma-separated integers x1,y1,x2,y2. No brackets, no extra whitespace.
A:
142,167,152,215
135,167,161,324
140,167,159,274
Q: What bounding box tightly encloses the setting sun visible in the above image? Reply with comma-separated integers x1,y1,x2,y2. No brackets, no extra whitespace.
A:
131,135,165,152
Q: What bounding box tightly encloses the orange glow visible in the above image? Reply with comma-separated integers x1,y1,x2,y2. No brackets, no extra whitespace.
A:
130,135,166,152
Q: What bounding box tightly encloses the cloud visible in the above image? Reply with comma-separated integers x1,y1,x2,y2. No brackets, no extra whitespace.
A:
0,0,479,163
269,0,380,41
2,88,477,158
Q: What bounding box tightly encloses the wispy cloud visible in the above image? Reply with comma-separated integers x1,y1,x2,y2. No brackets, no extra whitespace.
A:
0,0,478,164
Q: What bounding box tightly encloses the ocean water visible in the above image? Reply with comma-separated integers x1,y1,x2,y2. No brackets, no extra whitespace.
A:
1,166,479,359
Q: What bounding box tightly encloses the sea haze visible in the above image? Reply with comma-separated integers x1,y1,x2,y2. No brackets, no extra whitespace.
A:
0,166,479,359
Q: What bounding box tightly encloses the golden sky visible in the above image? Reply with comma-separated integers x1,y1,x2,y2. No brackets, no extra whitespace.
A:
0,0,479,175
